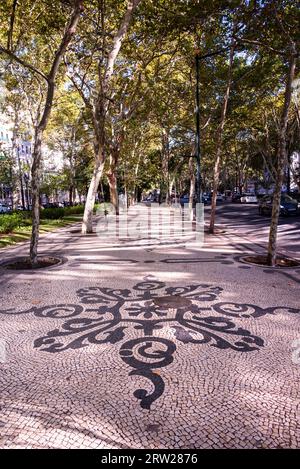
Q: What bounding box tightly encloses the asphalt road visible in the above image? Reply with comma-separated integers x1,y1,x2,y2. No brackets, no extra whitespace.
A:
205,201,300,256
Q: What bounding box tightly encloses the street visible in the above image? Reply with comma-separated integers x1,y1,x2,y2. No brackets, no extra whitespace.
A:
205,202,300,256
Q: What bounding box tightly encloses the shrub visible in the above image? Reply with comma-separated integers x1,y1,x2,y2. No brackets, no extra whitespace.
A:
0,204,86,234
40,205,85,219
12,210,31,223
63,205,85,216
40,207,65,219
0,213,23,234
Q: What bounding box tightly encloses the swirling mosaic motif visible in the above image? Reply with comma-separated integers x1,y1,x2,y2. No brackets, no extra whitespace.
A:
1,281,299,409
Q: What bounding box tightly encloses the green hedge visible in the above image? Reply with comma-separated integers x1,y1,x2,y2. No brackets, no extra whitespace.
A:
40,207,65,219
40,205,85,219
1,204,97,233
0,213,24,234
63,205,85,216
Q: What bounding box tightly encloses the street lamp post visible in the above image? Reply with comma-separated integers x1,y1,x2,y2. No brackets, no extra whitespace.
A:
195,50,201,204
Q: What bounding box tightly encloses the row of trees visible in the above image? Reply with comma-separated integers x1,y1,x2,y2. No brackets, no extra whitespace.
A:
0,0,299,266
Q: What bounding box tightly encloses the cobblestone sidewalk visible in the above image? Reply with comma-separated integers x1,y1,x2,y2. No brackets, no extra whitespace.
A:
0,216,299,449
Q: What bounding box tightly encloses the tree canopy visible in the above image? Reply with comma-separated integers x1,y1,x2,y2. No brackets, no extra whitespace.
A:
0,0,299,265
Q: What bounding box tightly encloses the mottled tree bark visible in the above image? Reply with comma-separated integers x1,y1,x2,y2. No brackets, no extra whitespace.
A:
68,124,76,205
169,176,175,203
267,51,297,266
108,172,118,213
29,0,83,264
107,148,119,215
29,129,43,264
82,152,105,234
69,185,74,205
81,0,141,233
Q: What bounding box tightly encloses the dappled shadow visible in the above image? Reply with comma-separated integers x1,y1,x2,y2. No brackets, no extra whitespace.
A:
1,206,300,447
0,403,134,449
1,276,299,448
1,280,298,410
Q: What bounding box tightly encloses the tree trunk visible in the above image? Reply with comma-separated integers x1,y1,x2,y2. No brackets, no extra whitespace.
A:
30,129,43,266
69,185,74,205
132,149,141,203
267,51,297,266
107,147,119,215
209,43,235,234
28,0,83,264
82,158,105,234
69,127,76,205
108,171,119,214
79,0,140,234
169,176,175,203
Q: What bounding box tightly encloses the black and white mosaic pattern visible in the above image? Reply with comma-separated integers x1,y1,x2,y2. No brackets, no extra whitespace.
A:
1,281,299,410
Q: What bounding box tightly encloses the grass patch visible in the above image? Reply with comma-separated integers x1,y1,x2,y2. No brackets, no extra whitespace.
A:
0,215,82,248
0,204,101,249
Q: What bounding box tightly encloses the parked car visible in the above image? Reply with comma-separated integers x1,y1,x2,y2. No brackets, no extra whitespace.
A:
289,192,300,202
258,194,299,216
42,202,61,209
178,193,213,206
231,193,242,203
179,194,190,206
15,204,30,211
0,204,11,214
224,190,233,200
179,194,206,207
240,193,258,204
202,193,211,204
204,193,224,203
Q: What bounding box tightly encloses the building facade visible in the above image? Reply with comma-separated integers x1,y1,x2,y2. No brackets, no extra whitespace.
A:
0,115,32,208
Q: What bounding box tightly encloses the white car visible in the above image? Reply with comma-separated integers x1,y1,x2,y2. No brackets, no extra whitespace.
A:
240,193,258,203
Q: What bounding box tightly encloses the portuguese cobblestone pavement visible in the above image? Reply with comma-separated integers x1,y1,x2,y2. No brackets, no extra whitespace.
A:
0,209,299,449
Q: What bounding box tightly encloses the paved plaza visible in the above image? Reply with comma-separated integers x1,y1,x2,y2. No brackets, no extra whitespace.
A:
0,206,300,449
